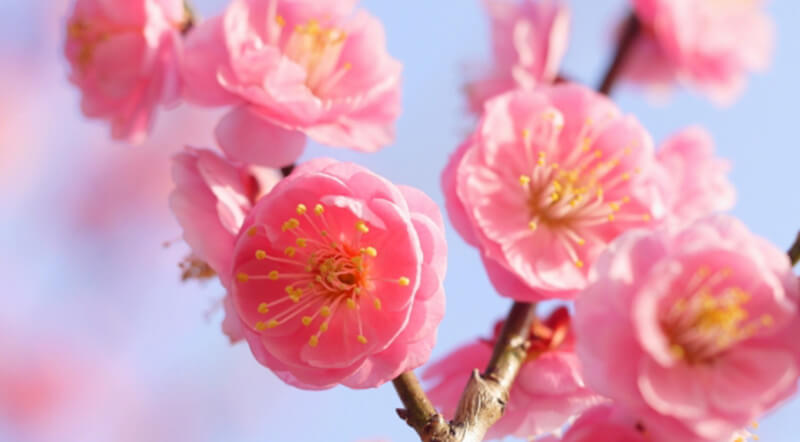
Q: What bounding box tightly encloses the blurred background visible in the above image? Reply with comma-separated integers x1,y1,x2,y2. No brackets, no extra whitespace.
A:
1,0,798,441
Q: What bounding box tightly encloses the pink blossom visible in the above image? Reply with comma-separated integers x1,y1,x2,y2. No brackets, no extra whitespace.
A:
575,215,800,441
655,127,735,226
466,0,570,113
442,85,668,301
169,147,281,290
425,307,603,440
230,159,446,389
181,0,402,166
624,0,774,105
64,0,186,143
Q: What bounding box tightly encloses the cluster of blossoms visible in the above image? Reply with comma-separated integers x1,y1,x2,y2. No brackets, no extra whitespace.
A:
64,0,797,440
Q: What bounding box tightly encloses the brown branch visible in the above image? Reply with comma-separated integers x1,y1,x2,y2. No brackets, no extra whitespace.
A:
788,231,800,267
393,302,537,441
597,12,641,96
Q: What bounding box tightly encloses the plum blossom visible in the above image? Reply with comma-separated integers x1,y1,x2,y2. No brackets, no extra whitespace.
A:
575,215,800,441
424,307,603,440
229,159,446,389
623,0,774,105
466,0,570,113
443,85,668,301
169,147,281,340
654,127,735,227
181,0,402,166
65,0,187,142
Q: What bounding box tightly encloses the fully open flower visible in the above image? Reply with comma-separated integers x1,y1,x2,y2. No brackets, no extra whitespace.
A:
466,0,570,113
169,147,281,340
654,127,735,227
575,215,800,441
65,0,186,142
623,0,774,105
181,0,402,166
424,307,603,440
443,85,667,300
230,159,446,389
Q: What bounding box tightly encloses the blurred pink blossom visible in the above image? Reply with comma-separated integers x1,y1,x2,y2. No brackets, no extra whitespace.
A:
442,85,668,301
466,0,570,113
181,0,402,166
624,0,774,105
575,215,800,441
64,0,186,142
230,159,446,389
654,126,736,227
425,307,603,440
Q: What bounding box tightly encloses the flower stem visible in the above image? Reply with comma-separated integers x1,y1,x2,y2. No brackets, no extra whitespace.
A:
597,12,641,96
788,231,800,266
392,302,537,442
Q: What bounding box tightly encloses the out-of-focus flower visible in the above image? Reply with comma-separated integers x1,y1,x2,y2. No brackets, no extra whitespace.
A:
654,126,735,227
575,215,800,441
169,147,281,340
425,307,603,440
64,0,187,142
181,0,402,167
443,85,668,301
623,0,774,105
466,0,570,113
230,159,446,389
541,403,761,442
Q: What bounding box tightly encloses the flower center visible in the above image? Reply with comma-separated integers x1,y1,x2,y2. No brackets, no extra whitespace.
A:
236,203,409,348
662,267,773,364
67,20,106,69
273,14,352,96
517,113,651,268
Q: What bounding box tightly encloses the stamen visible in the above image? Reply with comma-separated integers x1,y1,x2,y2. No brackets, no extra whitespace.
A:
398,277,410,286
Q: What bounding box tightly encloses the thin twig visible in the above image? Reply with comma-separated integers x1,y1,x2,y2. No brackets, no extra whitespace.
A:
788,231,800,267
393,302,537,442
597,12,641,96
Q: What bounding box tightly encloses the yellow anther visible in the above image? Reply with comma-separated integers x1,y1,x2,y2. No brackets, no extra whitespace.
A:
275,15,285,26
357,335,368,344
320,230,328,237
760,315,774,326
553,180,563,192
577,238,586,246
343,62,352,70
296,204,307,215
255,321,267,331
550,192,561,202
519,175,531,186
314,204,325,215
351,256,363,266
266,319,280,329
346,298,357,310
642,214,652,222
751,422,759,429
296,238,308,248
268,270,279,280
284,246,296,257
255,250,267,260
302,316,313,326
374,298,382,310
622,172,631,180
237,273,249,283
581,138,592,151
309,335,319,347
364,246,377,257
670,344,686,360
622,196,631,203
290,294,301,303
319,322,328,333
258,303,269,314
521,129,531,139
321,306,331,317
356,220,369,233
609,202,621,211
575,259,584,268
608,214,616,222
247,226,258,237
398,277,410,286
529,221,538,231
